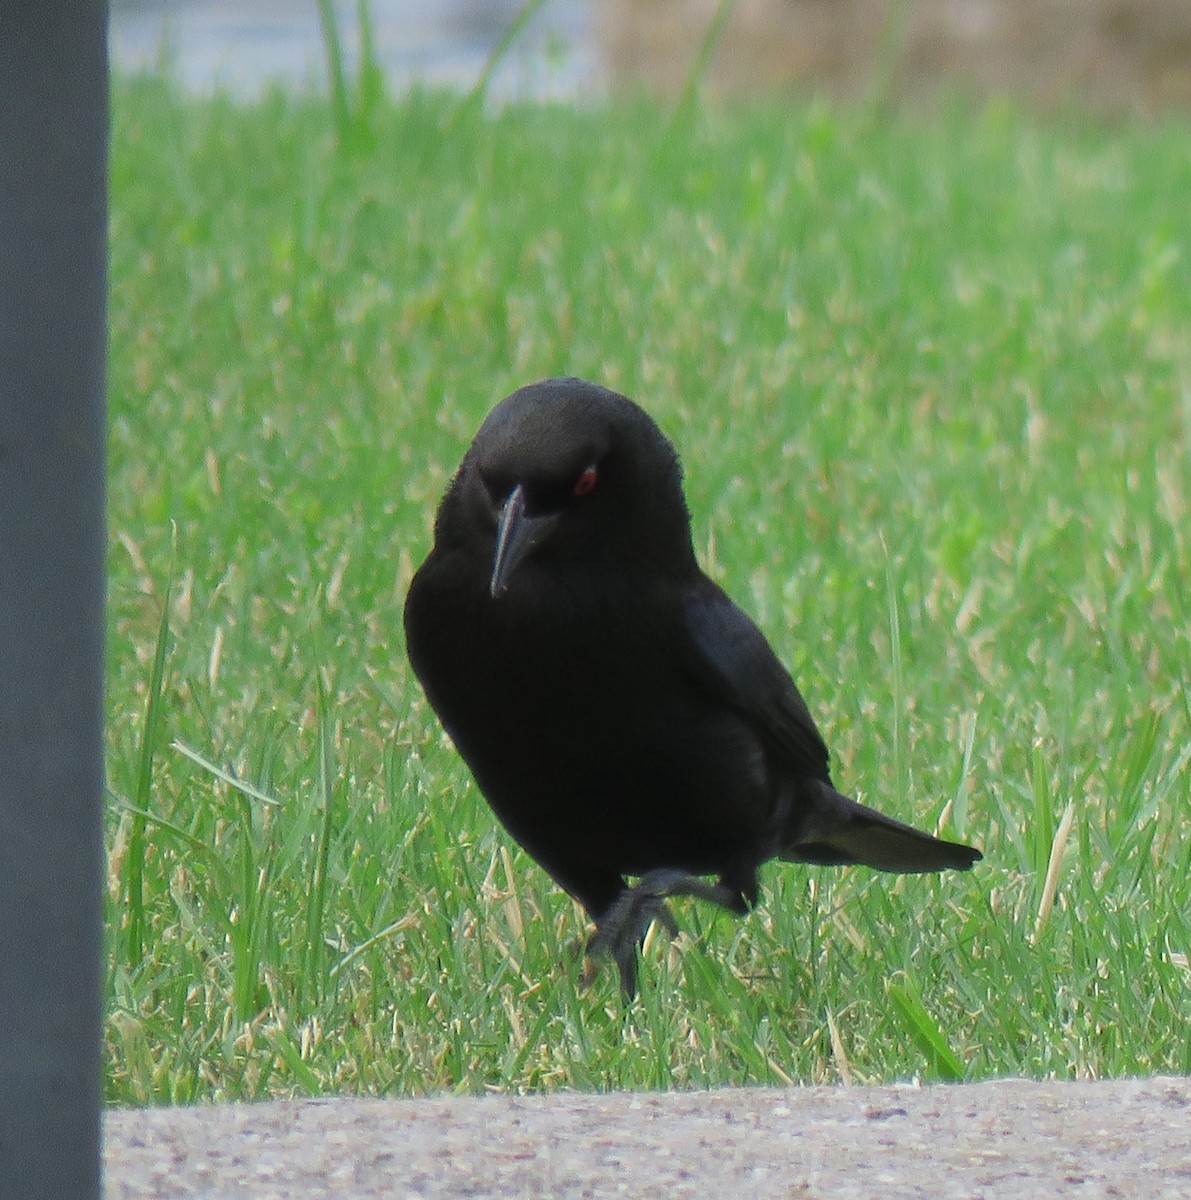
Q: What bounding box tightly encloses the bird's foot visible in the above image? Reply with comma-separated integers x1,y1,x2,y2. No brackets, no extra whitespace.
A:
586,869,744,998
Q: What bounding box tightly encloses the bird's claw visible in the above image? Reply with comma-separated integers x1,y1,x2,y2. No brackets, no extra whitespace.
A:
586,896,677,998
586,869,743,998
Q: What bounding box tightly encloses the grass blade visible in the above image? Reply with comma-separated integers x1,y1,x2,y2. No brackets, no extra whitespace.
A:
447,0,548,131
268,1025,325,1096
303,672,339,1006
172,739,281,807
124,573,172,968
884,538,908,806
108,790,233,895
1033,801,1076,941
316,0,350,146
670,0,737,131
887,976,966,1082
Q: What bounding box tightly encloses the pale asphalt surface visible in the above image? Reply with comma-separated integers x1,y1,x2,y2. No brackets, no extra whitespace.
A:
106,1075,1190,1198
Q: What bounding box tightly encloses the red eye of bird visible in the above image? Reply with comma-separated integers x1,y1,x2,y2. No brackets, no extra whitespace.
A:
573,466,599,497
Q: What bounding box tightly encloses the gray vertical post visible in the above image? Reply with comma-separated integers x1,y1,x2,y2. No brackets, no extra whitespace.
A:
0,2,109,1198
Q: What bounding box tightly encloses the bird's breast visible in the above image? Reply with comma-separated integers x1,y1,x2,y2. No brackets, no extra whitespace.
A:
407,560,775,874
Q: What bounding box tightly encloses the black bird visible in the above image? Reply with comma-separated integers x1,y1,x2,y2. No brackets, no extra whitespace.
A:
404,377,981,995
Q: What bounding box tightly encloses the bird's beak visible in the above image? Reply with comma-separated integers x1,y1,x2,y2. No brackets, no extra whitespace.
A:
490,484,555,598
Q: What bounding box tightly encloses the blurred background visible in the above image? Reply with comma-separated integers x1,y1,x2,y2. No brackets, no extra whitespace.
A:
111,0,1191,111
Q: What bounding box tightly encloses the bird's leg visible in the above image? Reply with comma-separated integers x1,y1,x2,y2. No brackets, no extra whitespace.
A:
587,868,746,998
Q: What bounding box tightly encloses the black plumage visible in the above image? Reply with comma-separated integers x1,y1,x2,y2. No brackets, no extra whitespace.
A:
404,377,980,994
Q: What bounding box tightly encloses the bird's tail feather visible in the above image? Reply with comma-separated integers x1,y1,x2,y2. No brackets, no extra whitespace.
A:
782,783,981,874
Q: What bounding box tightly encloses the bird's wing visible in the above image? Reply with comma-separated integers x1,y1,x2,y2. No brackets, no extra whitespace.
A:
681,581,832,780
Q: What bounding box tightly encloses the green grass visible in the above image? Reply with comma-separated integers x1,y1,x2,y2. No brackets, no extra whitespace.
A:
106,76,1191,1105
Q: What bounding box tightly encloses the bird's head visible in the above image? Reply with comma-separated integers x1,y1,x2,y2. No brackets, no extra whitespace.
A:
441,378,696,599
